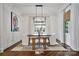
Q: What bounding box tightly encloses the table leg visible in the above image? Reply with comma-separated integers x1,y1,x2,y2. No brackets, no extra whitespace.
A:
43,38,46,49
32,38,35,50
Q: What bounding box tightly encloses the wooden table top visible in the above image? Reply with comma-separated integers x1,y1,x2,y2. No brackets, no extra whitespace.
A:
27,34,51,38
27,34,51,36
27,34,51,37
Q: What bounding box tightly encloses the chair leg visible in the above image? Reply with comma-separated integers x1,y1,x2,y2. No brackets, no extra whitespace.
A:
28,37,30,46
48,37,50,46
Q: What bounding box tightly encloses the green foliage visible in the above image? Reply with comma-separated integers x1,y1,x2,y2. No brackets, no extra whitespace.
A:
64,20,70,33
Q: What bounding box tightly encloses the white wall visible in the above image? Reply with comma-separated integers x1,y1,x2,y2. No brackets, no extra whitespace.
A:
0,4,21,52
21,16,30,45
47,16,58,45
57,9,64,43
0,3,3,52
71,4,79,50
0,4,1,52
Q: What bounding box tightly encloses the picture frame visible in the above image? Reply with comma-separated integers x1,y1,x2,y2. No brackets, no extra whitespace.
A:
11,12,19,32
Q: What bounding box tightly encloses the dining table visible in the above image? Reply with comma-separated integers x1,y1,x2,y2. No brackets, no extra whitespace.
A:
27,34,51,50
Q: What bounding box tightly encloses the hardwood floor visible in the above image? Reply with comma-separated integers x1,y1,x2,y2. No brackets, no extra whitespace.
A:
0,40,79,56
0,51,79,56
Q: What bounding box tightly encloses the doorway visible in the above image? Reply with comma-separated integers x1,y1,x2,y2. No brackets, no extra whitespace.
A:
64,9,71,48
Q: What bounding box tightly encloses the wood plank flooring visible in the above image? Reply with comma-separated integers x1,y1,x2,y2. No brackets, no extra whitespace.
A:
0,41,79,56
0,51,79,56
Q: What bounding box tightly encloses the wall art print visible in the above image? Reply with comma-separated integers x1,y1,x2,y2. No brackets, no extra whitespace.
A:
11,12,19,32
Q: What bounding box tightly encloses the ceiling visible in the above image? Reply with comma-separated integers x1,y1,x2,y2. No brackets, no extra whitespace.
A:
12,3,65,16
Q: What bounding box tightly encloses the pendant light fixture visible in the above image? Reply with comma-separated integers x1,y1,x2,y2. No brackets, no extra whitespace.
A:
35,5,44,34
35,5,44,49
34,5,45,54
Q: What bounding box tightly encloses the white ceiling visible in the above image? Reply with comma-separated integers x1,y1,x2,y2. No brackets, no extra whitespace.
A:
12,3,65,16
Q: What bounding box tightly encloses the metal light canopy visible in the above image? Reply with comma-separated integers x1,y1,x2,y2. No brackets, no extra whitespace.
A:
36,5,43,7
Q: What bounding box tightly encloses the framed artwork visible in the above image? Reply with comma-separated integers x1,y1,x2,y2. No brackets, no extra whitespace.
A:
11,12,19,32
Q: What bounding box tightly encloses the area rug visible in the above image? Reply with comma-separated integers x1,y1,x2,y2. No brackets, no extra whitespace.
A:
11,43,67,51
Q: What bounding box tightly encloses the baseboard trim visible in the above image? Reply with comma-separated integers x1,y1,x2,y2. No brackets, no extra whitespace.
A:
56,39,73,51
4,40,22,52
